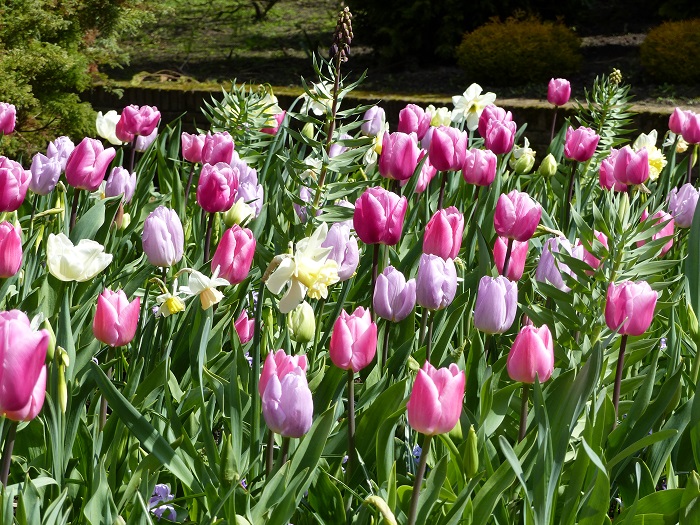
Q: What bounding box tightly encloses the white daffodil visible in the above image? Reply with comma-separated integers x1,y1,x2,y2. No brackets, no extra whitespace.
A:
47,233,113,282
301,82,336,116
180,268,230,310
265,223,339,314
633,130,667,181
155,278,190,318
363,122,389,168
426,105,452,127
664,131,690,154
451,83,497,131
95,110,124,146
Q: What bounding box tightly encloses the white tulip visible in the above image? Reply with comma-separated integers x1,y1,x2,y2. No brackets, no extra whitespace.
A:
46,233,113,282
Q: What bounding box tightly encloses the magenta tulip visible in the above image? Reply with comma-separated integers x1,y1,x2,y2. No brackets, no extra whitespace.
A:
564,126,600,162
65,137,116,191
407,361,465,436
397,104,431,141
637,209,674,256
682,112,700,144
379,132,422,181
507,323,554,384
353,187,408,246
669,108,687,136
474,276,517,334
373,266,416,322
547,78,571,106
0,103,16,135
93,289,140,347
181,132,206,163
494,190,542,242
423,206,464,260
462,148,497,186
415,254,457,310
116,105,160,140
234,311,255,344
613,145,649,186
196,162,239,213
0,157,30,212
105,167,136,203
259,349,308,397
29,153,61,195
261,366,313,438
494,236,528,280
142,206,184,267
599,149,628,192
403,155,437,193
668,183,700,228
211,224,256,284
329,307,377,372
484,119,517,155
580,230,609,271
201,131,234,165
605,281,657,336
477,104,513,139
0,222,22,278
428,126,468,172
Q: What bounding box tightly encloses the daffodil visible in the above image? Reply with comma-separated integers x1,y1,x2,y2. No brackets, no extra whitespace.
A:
265,223,339,313
451,83,497,131
426,105,452,127
46,233,113,282
633,130,667,181
180,268,230,310
154,279,190,317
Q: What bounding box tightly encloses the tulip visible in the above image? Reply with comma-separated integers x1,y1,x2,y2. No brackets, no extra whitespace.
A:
181,132,206,163
329,133,351,158
668,183,700,228
509,138,536,174
474,276,517,334
135,127,158,152
613,145,649,186
637,209,674,256
535,237,585,292
669,108,687,135
406,361,465,435
564,126,600,162
261,111,285,135
605,281,657,336
373,266,416,322
142,206,184,267
105,167,136,203
232,153,263,216
0,103,16,135
116,105,161,139
202,131,234,165
96,111,123,146
0,222,21,278
211,224,256,284
378,132,422,181
477,104,513,139
428,126,468,172
547,78,571,106
538,153,558,177
580,230,609,271
93,289,140,347
46,136,75,171
415,254,457,310
234,311,255,344
353,187,408,246
196,162,239,213
494,190,542,242
599,149,628,192
259,349,309,397
507,324,554,383
261,366,313,438
329,307,377,372
65,137,116,191
494,236,528,280
361,106,386,136
423,206,464,260
288,301,315,343
29,153,61,195
397,104,431,141
0,311,49,421
0,156,30,212
402,155,438,193
321,223,359,281
683,112,700,145
47,233,113,282
484,119,517,155
462,148,497,186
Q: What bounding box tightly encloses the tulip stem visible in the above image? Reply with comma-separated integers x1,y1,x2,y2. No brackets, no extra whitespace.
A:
407,433,433,525
518,384,529,442
438,172,447,209
419,308,428,349
346,369,356,482
0,421,17,487
382,322,391,369
563,161,577,231
204,212,215,262
280,437,290,465
426,313,434,364
502,238,514,278
184,163,196,203
688,149,693,185
250,282,266,481
612,334,628,427
128,141,137,174
550,109,558,143
69,189,80,231
265,430,274,477
99,350,114,430
371,244,380,321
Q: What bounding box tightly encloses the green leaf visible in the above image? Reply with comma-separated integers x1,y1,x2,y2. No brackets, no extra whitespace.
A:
83,457,117,525
686,199,700,316
608,429,678,469
416,454,448,525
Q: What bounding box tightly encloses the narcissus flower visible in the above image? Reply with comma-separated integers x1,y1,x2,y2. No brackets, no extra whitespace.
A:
451,83,496,131
46,233,112,282
180,268,230,310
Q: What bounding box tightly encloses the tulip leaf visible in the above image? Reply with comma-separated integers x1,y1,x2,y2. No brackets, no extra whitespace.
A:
687,200,700,318
416,454,448,525
69,198,106,244
83,457,117,525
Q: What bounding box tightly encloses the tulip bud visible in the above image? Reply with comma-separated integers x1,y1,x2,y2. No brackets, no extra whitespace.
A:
407,361,465,435
547,78,571,106
538,153,558,177
234,311,255,344
353,187,408,246
202,131,235,165
669,107,687,136
43,319,56,362
618,191,630,226
688,304,699,340
379,132,423,181
473,276,517,334
509,139,536,174
329,307,377,372
288,301,316,343
0,156,31,212
462,148,497,186
197,162,239,213
220,433,236,487
564,126,600,162
211,225,256,285
415,254,457,310
605,281,657,336
397,104,431,141
494,190,542,242
261,367,313,438
142,207,184,268
463,425,479,478
65,138,116,192
58,358,67,414
29,153,61,195
224,199,255,227
93,289,141,347
506,324,554,384
0,221,22,278
301,122,315,139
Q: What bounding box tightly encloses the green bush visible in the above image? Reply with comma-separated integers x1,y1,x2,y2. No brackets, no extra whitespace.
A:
455,16,581,86
640,19,700,84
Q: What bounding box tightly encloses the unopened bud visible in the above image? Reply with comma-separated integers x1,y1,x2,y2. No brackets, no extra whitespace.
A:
43,319,56,362
538,153,558,177
288,301,316,343
688,304,699,340
220,433,237,487
302,122,315,140
224,200,254,227
463,425,479,478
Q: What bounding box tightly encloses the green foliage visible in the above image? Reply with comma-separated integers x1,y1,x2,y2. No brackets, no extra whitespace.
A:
641,19,700,84
455,16,581,86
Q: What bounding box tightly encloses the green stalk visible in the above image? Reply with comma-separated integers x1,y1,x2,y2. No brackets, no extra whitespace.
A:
346,369,356,482
250,282,266,480
407,434,433,525
381,321,391,369
612,334,629,427
518,384,529,442
437,171,447,209
501,238,514,278
0,422,17,487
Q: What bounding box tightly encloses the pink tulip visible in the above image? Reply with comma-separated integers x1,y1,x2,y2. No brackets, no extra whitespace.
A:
564,126,600,162
65,137,116,191
181,132,206,163
0,221,22,278
116,105,161,140
211,225,256,284
196,162,239,213
599,149,628,192
407,361,465,436
0,157,30,212
613,146,649,186
93,289,140,347
322,223,359,281
379,132,422,181
261,366,313,438
605,281,657,336
361,106,385,136
261,111,286,135
547,78,571,106
105,167,136,203
428,126,468,172
477,104,513,139
423,206,464,260
507,323,554,383
202,131,235,165
484,119,517,155
494,190,542,242
462,148,497,186
0,311,49,421
259,349,308,397
669,108,687,136
580,230,609,271
353,187,408,246
329,307,377,372
682,111,700,144
494,236,528,280
397,104,431,140
637,209,674,256
401,155,437,193
0,103,16,135
234,311,255,344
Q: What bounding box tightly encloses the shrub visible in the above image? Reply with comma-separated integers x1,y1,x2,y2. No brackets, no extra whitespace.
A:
455,16,581,86
640,19,700,84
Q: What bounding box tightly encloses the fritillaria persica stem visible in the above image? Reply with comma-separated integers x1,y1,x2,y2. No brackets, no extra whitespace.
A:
501,238,514,278
518,383,529,442
0,421,17,487
347,369,356,482
408,434,433,525
612,334,629,427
